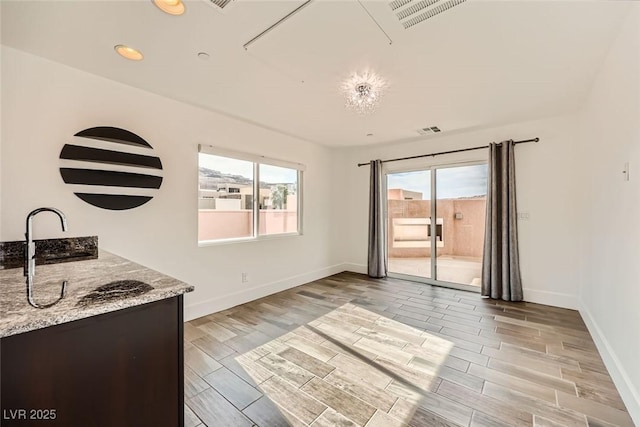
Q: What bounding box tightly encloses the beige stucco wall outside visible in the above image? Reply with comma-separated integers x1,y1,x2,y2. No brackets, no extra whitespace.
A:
388,198,486,259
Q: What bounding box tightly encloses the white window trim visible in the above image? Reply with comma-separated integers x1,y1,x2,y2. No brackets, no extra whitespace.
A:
198,145,304,245
198,232,302,247
198,144,306,171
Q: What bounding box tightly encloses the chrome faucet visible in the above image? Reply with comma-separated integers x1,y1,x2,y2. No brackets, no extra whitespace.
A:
24,207,68,308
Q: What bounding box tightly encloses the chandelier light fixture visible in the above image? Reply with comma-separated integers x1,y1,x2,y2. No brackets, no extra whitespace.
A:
341,71,387,115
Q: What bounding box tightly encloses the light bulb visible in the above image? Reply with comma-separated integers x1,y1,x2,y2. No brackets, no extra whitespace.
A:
114,45,144,61
152,0,185,15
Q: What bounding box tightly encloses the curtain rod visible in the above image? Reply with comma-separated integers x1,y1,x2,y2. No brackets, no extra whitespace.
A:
357,137,540,167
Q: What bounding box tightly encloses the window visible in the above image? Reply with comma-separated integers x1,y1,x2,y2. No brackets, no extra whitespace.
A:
198,145,303,244
259,164,299,236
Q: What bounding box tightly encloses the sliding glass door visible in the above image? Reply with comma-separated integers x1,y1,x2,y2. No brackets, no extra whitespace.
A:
387,170,433,279
386,163,488,291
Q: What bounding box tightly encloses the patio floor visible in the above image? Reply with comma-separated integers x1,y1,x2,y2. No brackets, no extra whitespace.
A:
388,256,482,286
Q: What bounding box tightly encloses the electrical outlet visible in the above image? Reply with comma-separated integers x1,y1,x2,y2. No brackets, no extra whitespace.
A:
517,212,530,221
241,272,248,283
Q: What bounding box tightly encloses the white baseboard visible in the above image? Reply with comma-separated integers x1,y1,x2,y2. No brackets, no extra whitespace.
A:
342,267,579,311
184,263,347,321
342,262,367,275
343,266,580,311
579,301,640,425
522,288,578,310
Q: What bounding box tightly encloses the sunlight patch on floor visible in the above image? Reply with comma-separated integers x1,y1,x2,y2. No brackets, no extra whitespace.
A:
236,303,453,426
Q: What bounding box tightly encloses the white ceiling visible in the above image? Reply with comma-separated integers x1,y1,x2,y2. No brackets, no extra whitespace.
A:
0,0,631,147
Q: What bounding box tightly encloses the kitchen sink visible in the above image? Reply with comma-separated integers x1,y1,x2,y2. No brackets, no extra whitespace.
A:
77,280,153,307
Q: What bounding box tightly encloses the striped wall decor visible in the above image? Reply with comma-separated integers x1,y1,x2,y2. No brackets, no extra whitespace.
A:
59,127,163,210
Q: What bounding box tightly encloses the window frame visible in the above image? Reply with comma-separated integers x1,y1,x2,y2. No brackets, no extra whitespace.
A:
198,144,304,246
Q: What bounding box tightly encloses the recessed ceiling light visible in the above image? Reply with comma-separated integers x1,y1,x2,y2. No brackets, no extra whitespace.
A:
114,45,144,61
152,0,185,16
366,133,374,137
197,52,210,60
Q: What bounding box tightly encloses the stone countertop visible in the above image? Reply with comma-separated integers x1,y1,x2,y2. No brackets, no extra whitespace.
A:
0,249,194,338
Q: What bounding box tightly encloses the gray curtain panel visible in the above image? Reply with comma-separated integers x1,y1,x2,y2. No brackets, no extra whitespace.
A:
368,159,387,278
482,141,523,301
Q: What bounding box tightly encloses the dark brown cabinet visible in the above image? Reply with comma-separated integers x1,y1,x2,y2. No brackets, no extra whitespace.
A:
1,296,184,427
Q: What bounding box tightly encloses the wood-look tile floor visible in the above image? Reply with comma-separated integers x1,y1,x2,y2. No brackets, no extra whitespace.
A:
183,272,634,427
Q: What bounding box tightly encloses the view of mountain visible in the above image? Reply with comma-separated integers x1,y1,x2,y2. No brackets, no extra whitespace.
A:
199,167,252,186
199,167,290,190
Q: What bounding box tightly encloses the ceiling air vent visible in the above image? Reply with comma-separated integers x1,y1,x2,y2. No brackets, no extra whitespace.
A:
389,0,413,11
417,126,441,135
203,0,234,11
390,0,467,29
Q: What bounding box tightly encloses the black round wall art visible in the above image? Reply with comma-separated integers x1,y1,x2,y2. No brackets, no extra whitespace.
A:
59,126,163,210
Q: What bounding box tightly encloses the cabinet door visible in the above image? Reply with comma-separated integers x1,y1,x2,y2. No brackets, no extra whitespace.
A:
1,296,184,427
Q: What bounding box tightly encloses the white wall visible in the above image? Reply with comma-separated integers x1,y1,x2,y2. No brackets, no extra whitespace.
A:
335,114,583,309
0,47,340,320
576,6,640,422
